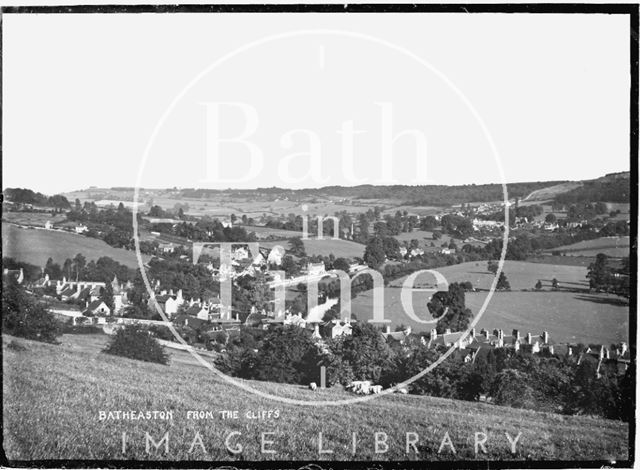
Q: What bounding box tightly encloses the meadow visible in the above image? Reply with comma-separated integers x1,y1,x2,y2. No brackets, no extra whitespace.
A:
2,334,629,463
546,236,630,258
2,211,67,227
261,238,366,259
350,261,629,345
1,223,148,269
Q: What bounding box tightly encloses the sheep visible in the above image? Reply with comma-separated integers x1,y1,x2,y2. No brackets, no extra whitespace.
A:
370,385,383,394
309,382,317,391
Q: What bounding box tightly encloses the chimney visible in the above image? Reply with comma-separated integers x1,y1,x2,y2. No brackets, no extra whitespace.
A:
497,337,504,348
512,329,520,341
430,329,437,341
567,346,572,356
492,328,499,337
445,328,452,334
385,325,391,334
621,342,628,355
549,345,554,355
514,341,520,352
470,327,476,338
526,332,532,345
542,331,549,344
599,346,605,361
484,329,490,340
605,348,610,360
498,329,504,340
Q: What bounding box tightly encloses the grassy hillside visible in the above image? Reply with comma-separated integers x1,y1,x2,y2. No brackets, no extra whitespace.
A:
2,222,148,269
546,236,631,258
2,334,628,463
350,261,629,344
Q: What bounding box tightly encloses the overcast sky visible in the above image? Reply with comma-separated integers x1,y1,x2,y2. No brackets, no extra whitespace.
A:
2,12,631,195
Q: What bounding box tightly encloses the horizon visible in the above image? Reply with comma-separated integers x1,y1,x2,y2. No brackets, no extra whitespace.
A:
5,168,631,197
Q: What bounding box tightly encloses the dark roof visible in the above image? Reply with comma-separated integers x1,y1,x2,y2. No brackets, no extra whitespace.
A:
85,299,107,312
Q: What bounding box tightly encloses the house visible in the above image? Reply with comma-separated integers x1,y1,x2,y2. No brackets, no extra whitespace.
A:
83,300,111,316
382,325,412,344
3,268,24,284
75,224,88,234
321,318,353,339
266,246,286,266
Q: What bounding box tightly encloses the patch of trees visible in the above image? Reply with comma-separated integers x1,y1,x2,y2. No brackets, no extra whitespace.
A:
2,258,42,283
555,176,630,204
2,278,61,343
42,254,133,283
587,254,630,297
5,188,71,209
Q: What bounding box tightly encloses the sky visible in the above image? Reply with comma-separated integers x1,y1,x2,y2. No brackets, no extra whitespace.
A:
2,12,631,195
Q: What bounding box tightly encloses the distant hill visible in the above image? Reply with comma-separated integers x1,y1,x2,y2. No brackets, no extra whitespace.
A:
555,172,631,205
2,333,629,462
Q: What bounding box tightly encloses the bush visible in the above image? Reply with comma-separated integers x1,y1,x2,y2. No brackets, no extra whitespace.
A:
102,325,169,365
63,324,104,335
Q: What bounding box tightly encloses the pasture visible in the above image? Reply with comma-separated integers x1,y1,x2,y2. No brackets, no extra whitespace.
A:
261,237,366,259
2,223,148,269
349,261,628,345
2,211,67,227
2,334,628,462
546,236,630,258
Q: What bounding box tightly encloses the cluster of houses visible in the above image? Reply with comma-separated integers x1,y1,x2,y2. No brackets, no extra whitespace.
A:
382,325,631,378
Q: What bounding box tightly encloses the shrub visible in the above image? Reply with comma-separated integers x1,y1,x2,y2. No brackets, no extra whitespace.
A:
102,325,169,365
7,340,27,352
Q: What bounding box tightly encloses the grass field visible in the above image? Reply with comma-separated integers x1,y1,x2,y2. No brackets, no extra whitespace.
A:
350,261,629,345
1,212,67,227
2,223,148,269
2,334,629,462
546,237,630,258
261,238,366,259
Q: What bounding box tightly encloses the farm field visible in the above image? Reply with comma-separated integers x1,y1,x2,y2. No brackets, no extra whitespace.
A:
547,236,630,258
244,225,302,239
2,334,628,462
351,289,628,346
261,238,366,259
350,261,628,344
2,211,67,227
2,223,148,269
390,260,591,291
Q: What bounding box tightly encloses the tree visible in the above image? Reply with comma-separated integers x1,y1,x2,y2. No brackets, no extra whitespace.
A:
281,255,300,277
535,280,543,290
253,326,321,384
44,257,62,280
545,213,557,224
102,283,115,312
333,257,351,273
2,278,61,343
496,272,510,290
329,323,393,384
487,260,499,275
587,253,610,291
429,283,474,334
103,325,169,365
363,237,386,268
289,237,306,257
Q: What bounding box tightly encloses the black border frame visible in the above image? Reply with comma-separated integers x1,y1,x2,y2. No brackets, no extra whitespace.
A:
0,3,637,469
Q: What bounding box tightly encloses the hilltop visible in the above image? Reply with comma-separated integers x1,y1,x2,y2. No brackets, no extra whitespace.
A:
2,333,629,463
